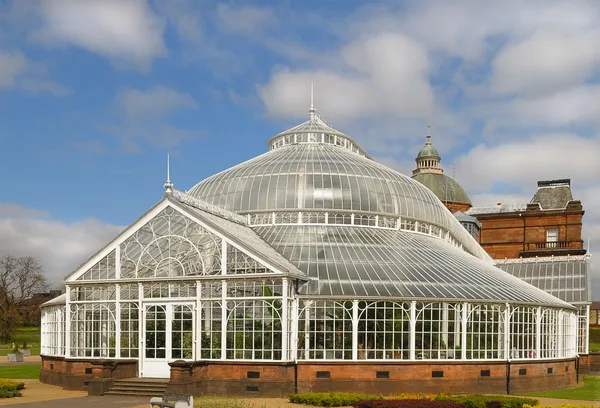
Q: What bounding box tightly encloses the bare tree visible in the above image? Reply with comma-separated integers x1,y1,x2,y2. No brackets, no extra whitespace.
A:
0,256,48,342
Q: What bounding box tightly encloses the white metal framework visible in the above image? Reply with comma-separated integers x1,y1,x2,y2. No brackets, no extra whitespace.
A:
41,200,578,378
41,107,579,378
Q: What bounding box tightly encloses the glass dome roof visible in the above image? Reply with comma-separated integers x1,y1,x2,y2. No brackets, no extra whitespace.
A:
187,142,487,259
181,109,574,306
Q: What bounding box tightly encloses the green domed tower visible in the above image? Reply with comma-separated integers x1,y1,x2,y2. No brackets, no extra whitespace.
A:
411,125,472,212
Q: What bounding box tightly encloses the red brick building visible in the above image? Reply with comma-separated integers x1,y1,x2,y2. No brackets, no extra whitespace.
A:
468,180,586,260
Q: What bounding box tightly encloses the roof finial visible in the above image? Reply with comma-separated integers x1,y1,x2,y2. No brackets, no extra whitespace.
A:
309,81,316,120
426,123,432,145
164,153,174,194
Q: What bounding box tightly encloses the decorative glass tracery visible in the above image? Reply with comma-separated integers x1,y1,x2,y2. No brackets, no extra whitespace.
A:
120,208,221,278
70,303,116,357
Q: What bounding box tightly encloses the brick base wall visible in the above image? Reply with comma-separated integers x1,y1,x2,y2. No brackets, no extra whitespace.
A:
40,355,138,391
579,353,600,374
41,356,577,397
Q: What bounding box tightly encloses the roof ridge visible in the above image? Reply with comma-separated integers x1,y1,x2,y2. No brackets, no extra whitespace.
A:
172,189,248,225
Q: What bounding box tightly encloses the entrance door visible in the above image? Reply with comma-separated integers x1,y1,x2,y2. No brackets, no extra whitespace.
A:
142,303,194,378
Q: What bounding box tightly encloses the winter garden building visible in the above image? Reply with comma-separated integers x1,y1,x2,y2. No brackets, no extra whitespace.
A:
41,105,581,396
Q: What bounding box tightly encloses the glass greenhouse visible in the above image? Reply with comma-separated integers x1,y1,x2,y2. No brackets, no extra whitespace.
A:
41,108,578,379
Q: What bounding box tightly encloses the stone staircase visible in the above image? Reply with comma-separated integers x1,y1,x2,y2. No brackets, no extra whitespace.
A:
106,377,168,396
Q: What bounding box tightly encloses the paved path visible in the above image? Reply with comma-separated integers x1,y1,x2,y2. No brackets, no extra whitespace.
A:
0,355,41,366
9,395,150,408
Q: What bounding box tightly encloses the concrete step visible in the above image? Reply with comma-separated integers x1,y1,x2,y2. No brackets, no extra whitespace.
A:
107,377,168,397
111,381,168,388
105,390,164,396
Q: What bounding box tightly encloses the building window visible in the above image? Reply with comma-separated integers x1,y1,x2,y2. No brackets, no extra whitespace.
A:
546,229,558,248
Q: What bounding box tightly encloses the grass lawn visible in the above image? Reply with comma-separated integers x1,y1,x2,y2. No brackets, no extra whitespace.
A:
589,326,600,352
522,375,600,401
0,327,40,356
0,364,40,379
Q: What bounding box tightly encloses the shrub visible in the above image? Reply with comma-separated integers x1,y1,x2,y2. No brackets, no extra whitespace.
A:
435,395,538,408
289,392,384,407
524,405,598,408
354,400,466,408
0,380,25,398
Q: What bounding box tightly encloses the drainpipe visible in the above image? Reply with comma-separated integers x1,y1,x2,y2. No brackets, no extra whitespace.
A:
506,360,511,395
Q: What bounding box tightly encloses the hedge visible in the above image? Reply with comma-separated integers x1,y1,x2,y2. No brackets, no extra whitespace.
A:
434,395,538,408
0,380,25,398
289,392,539,408
289,392,384,406
524,405,598,408
354,399,466,408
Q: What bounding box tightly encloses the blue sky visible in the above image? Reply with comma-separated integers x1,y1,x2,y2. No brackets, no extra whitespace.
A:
0,0,599,294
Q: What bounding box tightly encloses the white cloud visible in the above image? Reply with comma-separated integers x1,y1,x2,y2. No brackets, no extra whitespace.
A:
32,0,166,69
455,133,600,192
0,50,69,95
0,51,26,87
117,86,199,119
454,137,600,298
0,204,123,285
491,30,600,96
217,4,275,36
105,86,200,152
469,193,532,208
259,33,433,121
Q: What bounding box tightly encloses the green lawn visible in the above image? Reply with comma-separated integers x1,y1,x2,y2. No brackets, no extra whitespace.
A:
0,364,40,379
0,327,40,356
589,326,600,352
522,375,600,401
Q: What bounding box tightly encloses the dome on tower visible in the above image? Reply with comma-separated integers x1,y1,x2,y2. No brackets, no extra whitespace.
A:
412,126,471,208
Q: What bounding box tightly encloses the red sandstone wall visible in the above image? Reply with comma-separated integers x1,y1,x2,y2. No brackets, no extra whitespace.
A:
579,353,600,374
41,356,578,397
477,211,584,260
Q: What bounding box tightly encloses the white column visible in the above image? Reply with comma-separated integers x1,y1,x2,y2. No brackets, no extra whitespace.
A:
409,301,416,360
115,284,121,358
461,303,469,360
196,281,202,360
558,310,564,358
504,304,511,360
281,279,289,361
304,302,311,359
138,283,144,376
441,303,449,347
584,304,590,355
352,300,359,360
40,310,46,355
221,280,227,360
536,307,542,358
290,297,299,361
65,285,71,357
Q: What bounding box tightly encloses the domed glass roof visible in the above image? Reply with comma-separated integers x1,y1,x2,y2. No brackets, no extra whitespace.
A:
184,109,573,306
187,142,486,259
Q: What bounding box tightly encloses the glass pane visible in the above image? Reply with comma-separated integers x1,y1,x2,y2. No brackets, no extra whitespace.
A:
146,305,166,359
172,305,194,360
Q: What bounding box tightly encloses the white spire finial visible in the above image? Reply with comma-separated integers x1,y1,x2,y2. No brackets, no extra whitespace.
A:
309,81,316,120
164,153,174,194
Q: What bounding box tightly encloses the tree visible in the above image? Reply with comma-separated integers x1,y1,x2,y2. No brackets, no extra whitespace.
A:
0,256,48,342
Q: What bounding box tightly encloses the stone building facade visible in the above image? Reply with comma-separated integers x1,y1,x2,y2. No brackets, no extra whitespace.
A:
468,180,586,260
